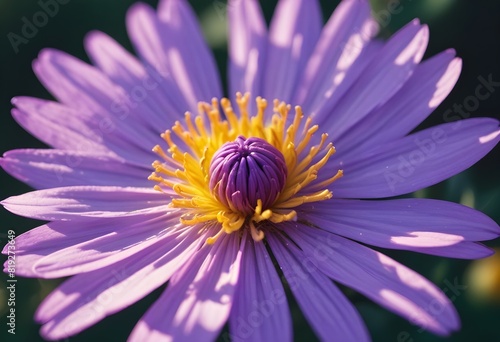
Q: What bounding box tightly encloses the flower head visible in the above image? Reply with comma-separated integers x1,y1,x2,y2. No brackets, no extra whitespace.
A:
149,93,341,243
2,0,500,341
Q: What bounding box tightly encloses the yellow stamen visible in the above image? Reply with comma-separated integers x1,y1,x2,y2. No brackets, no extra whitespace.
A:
249,221,265,242
149,94,343,244
206,228,225,245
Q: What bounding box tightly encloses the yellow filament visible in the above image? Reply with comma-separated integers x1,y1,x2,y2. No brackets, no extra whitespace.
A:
149,93,343,244
249,221,265,242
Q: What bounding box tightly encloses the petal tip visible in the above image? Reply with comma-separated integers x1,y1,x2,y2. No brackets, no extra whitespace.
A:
452,56,463,68
10,97,19,105
420,24,430,35
37,48,56,61
127,1,153,19
444,47,457,56
477,245,496,259
83,30,103,46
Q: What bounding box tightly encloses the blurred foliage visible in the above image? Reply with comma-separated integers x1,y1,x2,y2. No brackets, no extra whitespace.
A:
0,0,499,341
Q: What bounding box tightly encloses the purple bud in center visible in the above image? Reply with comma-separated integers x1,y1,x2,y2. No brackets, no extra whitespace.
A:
209,136,288,215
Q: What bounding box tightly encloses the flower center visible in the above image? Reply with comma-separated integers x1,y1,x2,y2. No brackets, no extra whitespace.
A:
148,93,343,244
209,136,287,215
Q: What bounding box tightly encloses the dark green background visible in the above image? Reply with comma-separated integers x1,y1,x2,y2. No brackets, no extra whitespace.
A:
1,0,499,341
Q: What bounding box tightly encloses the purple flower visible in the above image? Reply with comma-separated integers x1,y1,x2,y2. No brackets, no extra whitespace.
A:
2,0,500,341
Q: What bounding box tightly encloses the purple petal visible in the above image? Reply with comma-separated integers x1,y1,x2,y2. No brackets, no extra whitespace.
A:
409,242,495,259
318,20,429,139
228,236,292,342
299,199,499,258
37,229,204,340
295,0,377,108
28,213,182,278
85,31,145,87
125,3,168,69
338,50,462,153
129,232,244,342
1,212,166,276
127,1,222,113
11,97,107,153
287,224,460,335
33,49,159,165
125,3,198,113
157,0,224,105
263,0,322,103
10,97,154,168
1,149,150,189
228,0,267,113
84,31,185,123
332,118,500,198
34,49,158,137
1,186,168,221
267,232,370,341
